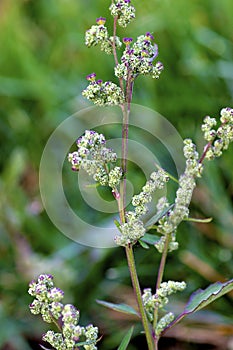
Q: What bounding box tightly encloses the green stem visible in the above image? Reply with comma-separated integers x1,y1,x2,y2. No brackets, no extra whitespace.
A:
126,245,155,350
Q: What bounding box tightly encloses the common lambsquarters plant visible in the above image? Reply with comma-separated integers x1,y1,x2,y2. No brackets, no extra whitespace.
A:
28,1,233,349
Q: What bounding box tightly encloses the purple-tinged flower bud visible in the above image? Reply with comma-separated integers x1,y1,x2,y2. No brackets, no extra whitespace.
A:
123,37,133,46
145,32,154,41
47,287,64,302
124,0,131,3
96,17,106,25
86,73,96,81
96,79,103,85
156,61,164,71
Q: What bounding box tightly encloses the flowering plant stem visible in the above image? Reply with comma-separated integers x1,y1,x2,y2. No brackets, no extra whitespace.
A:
125,245,155,350
113,10,157,347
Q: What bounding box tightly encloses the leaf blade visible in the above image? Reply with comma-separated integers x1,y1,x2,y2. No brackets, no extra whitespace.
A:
96,300,139,317
117,326,134,350
184,279,233,314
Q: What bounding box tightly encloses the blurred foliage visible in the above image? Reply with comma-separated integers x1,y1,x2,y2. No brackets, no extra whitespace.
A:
0,0,233,349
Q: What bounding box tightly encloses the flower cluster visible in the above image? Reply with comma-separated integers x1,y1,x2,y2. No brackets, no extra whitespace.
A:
142,280,186,323
202,107,233,159
155,312,175,336
109,0,136,27
115,169,169,247
115,33,164,80
155,139,202,253
68,130,122,190
28,274,99,350
85,17,122,54
82,73,124,106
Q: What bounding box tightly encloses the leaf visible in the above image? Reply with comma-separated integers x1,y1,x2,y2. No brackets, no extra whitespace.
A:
96,300,139,317
140,233,160,245
76,340,96,346
184,217,212,223
138,239,150,249
183,279,233,314
145,204,174,228
117,326,134,350
161,279,233,336
114,219,121,230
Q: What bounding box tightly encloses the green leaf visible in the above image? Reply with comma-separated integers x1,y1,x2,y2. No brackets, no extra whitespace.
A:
184,279,233,314
138,239,150,249
140,233,160,245
114,219,121,230
76,340,96,346
161,279,233,336
184,217,212,223
145,204,174,228
96,300,139,317
117,326,134,350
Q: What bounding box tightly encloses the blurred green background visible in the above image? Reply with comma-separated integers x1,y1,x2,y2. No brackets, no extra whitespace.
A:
0,0,233,349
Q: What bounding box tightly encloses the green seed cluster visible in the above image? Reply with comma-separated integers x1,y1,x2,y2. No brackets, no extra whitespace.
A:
202,107,233,159
155,312,175,336
155,139,202,253
142,281,186,323
115,169,169,247
109,0,136,27
28,274,99,350
115,33,164,80
68,130,122,189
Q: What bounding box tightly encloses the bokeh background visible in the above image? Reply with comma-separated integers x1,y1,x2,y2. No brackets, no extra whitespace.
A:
0,0,233,349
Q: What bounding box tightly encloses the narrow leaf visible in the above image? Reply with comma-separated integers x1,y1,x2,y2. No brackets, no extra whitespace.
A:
184,217,212,223
117,326,134,350
145,204,174,228
114,219,121,230
96,300,139,317
76,340,96,346
40,346,53,350
184,279,233,314
140,233,160,245
138,239,150,249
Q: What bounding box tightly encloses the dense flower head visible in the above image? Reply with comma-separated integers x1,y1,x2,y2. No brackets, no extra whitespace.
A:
85,18,122,55
28,274,65,323
115,33,163,80
142,281,186,323
82,75,124,106
85,23,108,47
202,108,233,159
109,0,136,27
29,275,99,350
68,130,122,190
